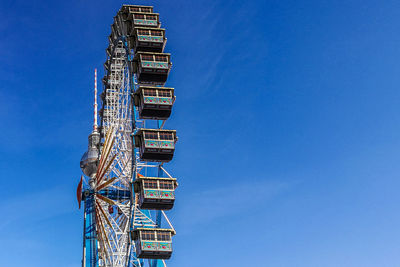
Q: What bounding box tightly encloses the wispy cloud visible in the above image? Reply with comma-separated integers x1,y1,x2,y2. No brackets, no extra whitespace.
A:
177,180,294,232
0,185,81,267
0,185,74,231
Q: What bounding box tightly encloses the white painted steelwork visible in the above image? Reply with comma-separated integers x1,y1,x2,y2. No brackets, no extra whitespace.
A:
87,5,176,267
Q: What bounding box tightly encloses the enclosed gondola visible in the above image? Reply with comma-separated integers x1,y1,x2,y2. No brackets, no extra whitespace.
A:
133,52,172,85
131,12,160,27
131,228,175,259
119,5,160,25
123,5,154,13
120,9,160,29
130,27,166,53
134,86,174,119
134,176,178,210
134,129,177,162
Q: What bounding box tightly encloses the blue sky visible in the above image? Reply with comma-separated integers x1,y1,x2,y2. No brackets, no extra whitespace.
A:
1,0,400,266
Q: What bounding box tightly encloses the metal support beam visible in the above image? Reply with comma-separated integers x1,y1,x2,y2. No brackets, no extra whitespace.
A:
84,193,98,267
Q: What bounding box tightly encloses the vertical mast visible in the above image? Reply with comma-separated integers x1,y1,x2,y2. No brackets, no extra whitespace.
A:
93,68,98,132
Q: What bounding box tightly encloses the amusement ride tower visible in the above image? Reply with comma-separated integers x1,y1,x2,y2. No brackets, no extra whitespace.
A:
78,5,178,267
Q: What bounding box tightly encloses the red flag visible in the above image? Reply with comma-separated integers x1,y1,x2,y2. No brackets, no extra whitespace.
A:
77,176,83,209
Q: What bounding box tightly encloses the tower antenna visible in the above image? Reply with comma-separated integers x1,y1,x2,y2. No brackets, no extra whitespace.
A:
93,68,98,132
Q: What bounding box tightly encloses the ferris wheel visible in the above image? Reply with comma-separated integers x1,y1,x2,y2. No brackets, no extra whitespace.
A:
78,5,178,267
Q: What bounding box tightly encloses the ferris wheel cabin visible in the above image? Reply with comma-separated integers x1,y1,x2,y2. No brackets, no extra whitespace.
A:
130,12,160,28
130,27,166,53
134,129,177,162
122,4,154,13
134,86,174,119
134,176,178,210
120,7,161,29
133,52,172,85
131,228,175,259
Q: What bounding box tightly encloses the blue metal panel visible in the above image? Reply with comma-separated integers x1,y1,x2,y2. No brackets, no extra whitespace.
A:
98,189,131,200
83,193,98,267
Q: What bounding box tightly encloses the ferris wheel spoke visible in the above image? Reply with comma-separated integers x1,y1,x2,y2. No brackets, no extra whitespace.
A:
96,210,113,264
97,177,117,191
114,159,131,180
109,170,129,187
96,201,115,230
96,129,115,182
96,212,118,266
98,214,128,258
109,183,130,191
97,193,117,206
99,127,114,163
98,197,131,227
97,154,117,186
109,164,131,186
98,203,130,256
